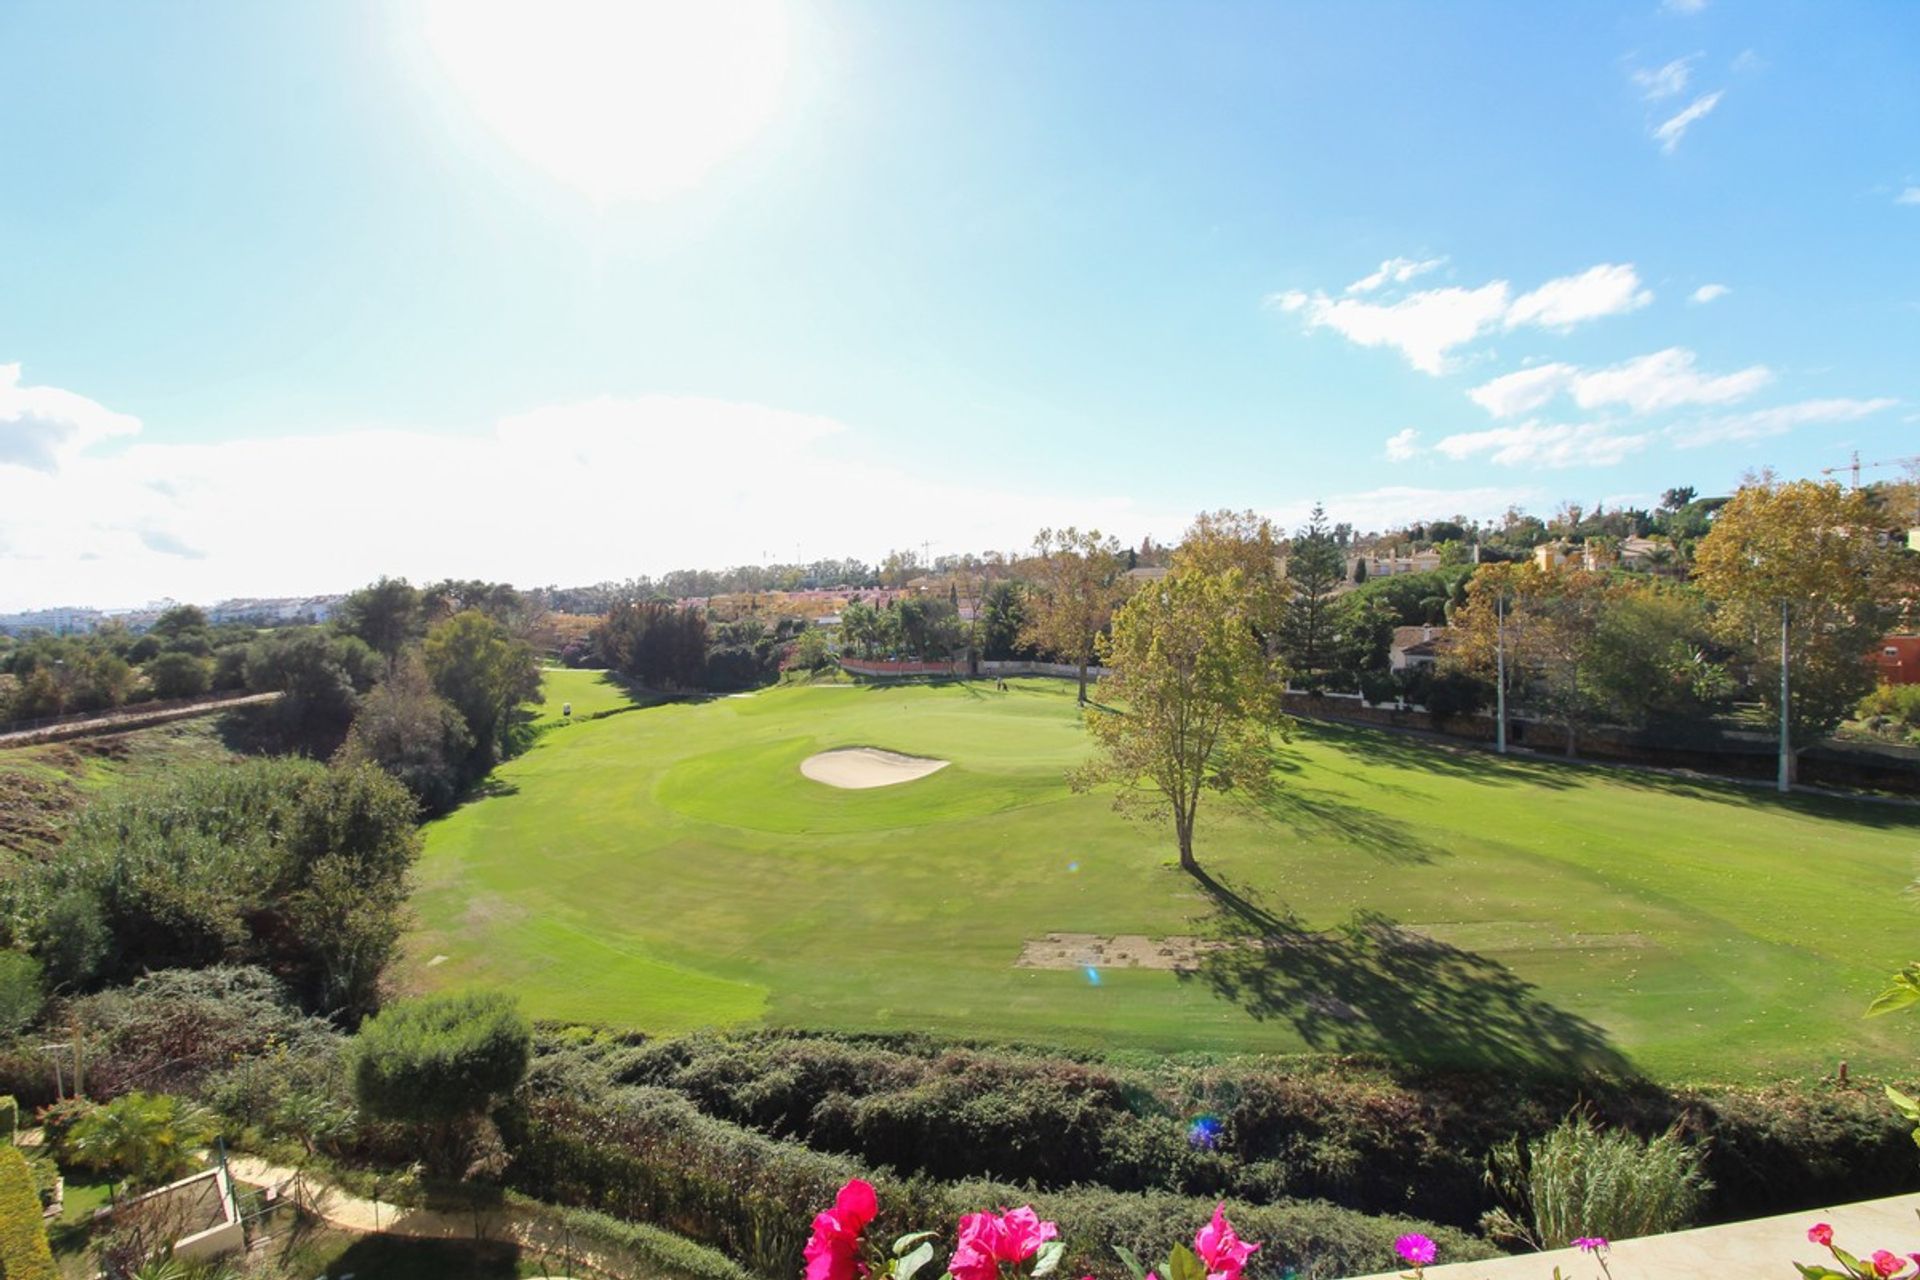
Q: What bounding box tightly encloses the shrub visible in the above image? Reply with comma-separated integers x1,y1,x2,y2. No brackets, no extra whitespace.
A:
514,1197,756,1280
354,991,531,1145
0,949,43,1038
146,651,212,699
504,1067,1488,1280
0,1144,56,1280
66,1091,218,1191
8,760,419,1020
0,1093,15,1144
1483,1111,1708,1249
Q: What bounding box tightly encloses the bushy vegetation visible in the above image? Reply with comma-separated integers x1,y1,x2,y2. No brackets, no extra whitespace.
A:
1482,1112,1708,1249
0,1144,56,1280
353,991,531,1174
591,1031,1920,1233
1,760,418,1020
508,1030,1495,1280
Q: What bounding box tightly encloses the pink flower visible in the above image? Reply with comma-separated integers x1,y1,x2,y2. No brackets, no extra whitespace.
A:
1808,1224,1834,1247
1193,1204,1260,1280
1572,1238,1608,1254
1393,1234,1437,1268
949,1206,1059,1280
806,1179,879,1280
1872,1251,1904,1278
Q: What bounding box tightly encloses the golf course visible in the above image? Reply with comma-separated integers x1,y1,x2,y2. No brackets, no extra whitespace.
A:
407,668,1920,1081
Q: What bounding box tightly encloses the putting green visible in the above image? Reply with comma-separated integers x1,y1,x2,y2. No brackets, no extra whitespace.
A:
408,676,1920,1080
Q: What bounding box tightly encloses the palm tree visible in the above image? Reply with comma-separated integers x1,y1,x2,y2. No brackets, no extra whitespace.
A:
68,1093,217,1197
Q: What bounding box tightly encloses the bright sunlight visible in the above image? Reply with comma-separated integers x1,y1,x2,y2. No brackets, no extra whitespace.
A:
422,0,789,202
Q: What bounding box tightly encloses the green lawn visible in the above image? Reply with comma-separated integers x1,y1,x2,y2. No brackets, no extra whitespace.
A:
527,667,650,729
408,676,1920,1081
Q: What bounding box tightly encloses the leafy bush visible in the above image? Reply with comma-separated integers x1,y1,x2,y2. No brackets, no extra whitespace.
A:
354,991,531,1127
0,1144,56,1280
146,651,212,699
7,760,419,1020
515,1197,756,1280
0,1093,15,1144
0,949,44,1038
70,966,344,1104
505,1042,1488,1280
1482,1112,1707,1249
67,1091,218,1191
591,1031,1920,1232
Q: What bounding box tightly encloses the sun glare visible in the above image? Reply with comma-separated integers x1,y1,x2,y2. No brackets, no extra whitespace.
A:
423,0,789,203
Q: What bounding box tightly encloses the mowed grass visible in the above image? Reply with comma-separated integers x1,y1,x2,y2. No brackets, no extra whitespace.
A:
527,667,650,728
407,676,1920,1081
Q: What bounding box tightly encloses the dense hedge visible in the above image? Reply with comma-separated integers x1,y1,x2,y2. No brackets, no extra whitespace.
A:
603,1031,1920,1229
510,1194,761,1280
0,1144,56,1280
504,1037,1489,1280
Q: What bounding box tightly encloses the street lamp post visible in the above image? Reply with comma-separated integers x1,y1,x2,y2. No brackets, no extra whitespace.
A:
1777,599,1791,793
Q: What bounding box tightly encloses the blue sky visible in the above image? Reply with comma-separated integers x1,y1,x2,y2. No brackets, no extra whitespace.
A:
1,0,1916,608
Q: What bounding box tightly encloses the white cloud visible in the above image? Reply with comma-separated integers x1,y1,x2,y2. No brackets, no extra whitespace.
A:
1897,187,1920,206
1345,256,1448,294
1432,421,1652,468
0,388,1203,611
0,363,142,473
1271,262,1651,374
1504,264,1653,330
1468,363,1580,418
1468,348,1768,419
1632,56,1698,100
1268,282,1512,375
1654,90,1724,153
1664,0,1707,14
1569,347,1771,414
1670,396,1901,447
1384,428,1423,461
1690,283,1730,303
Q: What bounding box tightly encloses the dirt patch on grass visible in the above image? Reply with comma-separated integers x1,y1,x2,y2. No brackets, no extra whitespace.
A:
1017,933,1227,971
801,747,950,789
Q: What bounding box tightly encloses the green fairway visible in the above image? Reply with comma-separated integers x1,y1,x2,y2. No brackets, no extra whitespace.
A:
408,675,1920,1080
528,667,649,728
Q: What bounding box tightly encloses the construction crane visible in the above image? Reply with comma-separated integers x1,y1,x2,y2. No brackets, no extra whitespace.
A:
1820,450,1920,490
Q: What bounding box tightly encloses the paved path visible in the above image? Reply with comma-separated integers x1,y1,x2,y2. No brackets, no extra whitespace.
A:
1342,1192,1920,1279
0,692,276,748
224,1155,640,1277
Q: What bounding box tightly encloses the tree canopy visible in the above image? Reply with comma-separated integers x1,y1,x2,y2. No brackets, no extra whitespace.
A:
1073,565,1286,875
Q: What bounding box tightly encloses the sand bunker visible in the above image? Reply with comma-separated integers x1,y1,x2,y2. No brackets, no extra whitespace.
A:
801,747,950,789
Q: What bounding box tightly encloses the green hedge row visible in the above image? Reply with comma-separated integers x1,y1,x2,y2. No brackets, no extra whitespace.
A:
507,1195,758,1280
0,1144,56,1280
609,1030,1920,1228
502,1080,1490,1280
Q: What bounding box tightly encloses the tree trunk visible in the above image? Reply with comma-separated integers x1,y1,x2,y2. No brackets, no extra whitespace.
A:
1786,746,1801,786
1564,721,1577,758
1077,660,1089,704
1177,814,1199,875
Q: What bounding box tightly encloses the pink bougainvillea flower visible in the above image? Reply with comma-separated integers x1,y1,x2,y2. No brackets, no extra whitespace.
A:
1194,1204,1260,1280
1571,1237,1609,1254
806,1179,879,1280
1808,1224,1835,1247
1872,1251,1904,1278
1393,1234,1437,1267
949,1206,1059,1280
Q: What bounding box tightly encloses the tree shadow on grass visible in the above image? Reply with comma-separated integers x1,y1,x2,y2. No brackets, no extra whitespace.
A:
1177,870,1633,1077
1256,782,1437,865
318,1234,524,1279
1298,721,1581,791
